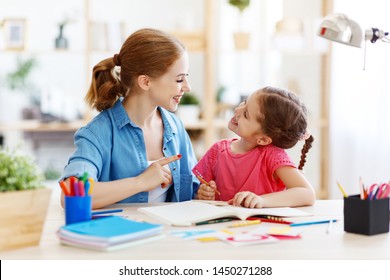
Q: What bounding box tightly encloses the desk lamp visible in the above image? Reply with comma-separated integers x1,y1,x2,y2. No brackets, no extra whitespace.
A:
317,13,389,48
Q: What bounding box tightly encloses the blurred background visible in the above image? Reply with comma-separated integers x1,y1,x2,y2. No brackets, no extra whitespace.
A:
0,0,389,199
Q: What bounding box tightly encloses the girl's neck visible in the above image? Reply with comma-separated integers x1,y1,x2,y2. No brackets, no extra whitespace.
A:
230,138,259,154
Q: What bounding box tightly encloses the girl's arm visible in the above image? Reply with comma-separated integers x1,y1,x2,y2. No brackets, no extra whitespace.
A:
229,166,315,208
260,166,315,207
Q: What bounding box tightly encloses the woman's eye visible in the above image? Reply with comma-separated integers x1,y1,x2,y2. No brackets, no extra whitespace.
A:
176,79,184,83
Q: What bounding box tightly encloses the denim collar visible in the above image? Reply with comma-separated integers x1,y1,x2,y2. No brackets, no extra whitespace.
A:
111,99,177,135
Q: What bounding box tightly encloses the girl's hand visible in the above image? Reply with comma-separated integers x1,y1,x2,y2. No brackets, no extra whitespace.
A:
137,154,181,191
228,191,264,208
196,180,218,200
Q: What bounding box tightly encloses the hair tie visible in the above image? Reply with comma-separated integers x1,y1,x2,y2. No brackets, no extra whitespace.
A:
299,129,311,141
113,54,121,66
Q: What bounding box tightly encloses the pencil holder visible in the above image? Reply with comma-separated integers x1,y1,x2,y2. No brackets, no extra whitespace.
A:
344,194,389,236
65,195,92,225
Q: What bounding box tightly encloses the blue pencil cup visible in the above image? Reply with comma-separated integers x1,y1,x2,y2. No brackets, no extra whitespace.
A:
65,196,92,225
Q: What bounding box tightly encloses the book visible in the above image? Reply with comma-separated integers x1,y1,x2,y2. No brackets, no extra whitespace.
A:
138,201,312,226
57,216,164,251
59,234,165,252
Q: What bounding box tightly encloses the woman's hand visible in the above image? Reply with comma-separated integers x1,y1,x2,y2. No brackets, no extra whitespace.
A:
196,180,218,200
228,191,264,208
137,154,181,191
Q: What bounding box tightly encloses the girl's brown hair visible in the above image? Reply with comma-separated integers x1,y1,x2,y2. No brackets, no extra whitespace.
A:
85,28,186,112
256,86,314,170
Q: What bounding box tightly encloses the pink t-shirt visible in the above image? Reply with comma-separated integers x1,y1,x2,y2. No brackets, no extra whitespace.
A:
193,138,296,201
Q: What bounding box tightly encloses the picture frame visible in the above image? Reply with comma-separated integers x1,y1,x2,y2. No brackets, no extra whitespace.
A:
4,18,26,50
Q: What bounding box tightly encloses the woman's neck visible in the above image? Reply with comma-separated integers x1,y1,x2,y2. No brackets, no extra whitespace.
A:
122,94,159,128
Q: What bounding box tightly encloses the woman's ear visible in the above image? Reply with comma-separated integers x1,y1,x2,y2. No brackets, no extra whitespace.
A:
137,75,151,90
256,135,272,146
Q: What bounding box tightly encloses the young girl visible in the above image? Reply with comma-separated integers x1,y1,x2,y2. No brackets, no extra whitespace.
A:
60,28,199,209
193,86,315,208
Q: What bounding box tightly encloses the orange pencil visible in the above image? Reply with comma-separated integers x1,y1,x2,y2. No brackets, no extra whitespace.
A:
59,181,71,196
196,175,221,195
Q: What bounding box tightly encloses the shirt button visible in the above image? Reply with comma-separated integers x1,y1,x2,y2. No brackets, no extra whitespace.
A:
163,147,167,150
173,167,177,171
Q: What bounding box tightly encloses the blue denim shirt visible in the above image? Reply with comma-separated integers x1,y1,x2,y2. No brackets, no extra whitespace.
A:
61,100,199,203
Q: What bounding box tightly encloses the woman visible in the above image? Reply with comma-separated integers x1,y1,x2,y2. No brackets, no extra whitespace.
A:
60,28,199,209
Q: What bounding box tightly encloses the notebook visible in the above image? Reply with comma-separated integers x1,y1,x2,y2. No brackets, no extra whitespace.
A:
59,234,165,252
138,200,312,226
57,216,164,250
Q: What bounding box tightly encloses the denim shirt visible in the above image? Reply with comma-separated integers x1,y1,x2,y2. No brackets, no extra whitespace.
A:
61,100,199,203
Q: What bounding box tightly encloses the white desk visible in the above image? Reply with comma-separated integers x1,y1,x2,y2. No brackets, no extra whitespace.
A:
1,198,390,260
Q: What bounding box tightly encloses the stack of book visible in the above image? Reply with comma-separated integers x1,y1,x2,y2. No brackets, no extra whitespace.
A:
57,216,164,251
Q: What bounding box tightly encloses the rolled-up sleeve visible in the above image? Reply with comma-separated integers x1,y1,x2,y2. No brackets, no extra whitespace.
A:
60,126,103,181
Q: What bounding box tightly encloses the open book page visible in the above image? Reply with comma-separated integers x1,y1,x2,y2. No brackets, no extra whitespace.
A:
138,201,311,226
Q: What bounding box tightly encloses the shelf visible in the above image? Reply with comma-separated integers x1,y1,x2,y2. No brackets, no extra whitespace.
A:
0,120,86,132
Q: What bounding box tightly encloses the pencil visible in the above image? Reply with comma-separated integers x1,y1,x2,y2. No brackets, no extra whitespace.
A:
195,218,233,226
247,216,292,225
196,175,221,195
326,219,333,234
336,181,348,198
91,209,124,215
228,220,261,228
88,178,94,195
59,181,71,196
290,219,338,227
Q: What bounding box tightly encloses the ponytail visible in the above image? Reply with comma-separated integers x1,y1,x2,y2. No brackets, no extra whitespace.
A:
85,58,126,112
298,135,314,171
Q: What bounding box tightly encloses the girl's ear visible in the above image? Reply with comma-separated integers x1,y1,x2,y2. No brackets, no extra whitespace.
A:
256,135,272,146
137,75,151,90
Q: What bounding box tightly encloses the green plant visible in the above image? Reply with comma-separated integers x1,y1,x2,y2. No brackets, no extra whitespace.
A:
180,92,200,105
5,56,37,91
0,148,45,192
228,0,250,13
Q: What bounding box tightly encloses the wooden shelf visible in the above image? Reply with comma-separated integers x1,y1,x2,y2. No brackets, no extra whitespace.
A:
0,120,86,132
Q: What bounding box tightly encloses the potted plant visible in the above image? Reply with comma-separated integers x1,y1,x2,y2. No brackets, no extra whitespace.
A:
176,92,201,124
228,0,251,50
0,148,51,251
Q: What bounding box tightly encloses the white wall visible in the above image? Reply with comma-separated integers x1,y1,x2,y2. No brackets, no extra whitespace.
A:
329,0,390,198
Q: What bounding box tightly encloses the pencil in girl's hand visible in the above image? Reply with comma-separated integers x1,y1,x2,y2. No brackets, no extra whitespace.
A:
196,174,221,195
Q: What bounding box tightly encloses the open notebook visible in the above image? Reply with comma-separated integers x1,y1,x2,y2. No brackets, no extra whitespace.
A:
138,200,312,226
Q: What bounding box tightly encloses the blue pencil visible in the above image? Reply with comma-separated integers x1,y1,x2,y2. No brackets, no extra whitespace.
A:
290,219,338,227
91,209,124,215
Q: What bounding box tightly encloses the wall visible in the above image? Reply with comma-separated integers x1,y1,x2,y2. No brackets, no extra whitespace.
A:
329,0,390,198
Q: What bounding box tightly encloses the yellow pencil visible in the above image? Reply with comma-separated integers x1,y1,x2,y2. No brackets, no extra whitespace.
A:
228,220,261,228
336,181,348,198
88,178,95,195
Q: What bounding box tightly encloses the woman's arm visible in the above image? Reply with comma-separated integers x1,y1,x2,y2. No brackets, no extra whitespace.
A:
61,155,180,209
